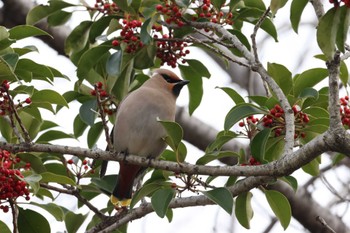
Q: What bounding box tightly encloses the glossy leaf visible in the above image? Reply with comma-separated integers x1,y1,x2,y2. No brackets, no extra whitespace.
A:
196,151,240,165
91,174,118,195
15,58,54,82
40,172,76,186
267,63,292,96
235,192,253,229
316,7,340,60
87,121,104,148
107,50,122,76
36,130,74,143
206,130,238,153
47,10,72,26
73,114,88,138
76,45,111,79
130,182,163,208
17,153,46,174
30,202,65,221
158,120,183,150
302,157,320,176
279,176,298,192
290,0,308,33
336,6,350,53
224,103,266,130
151,188,175,218
270,0,288,17
0,56,18,82
217,87,245,105
22,172,42,194
65,211,88,233
202,187,233,215
18,207,51,233
79,99,97,126
31,89,68,108
298,87,319,100
9,25,52,40
0,220,10,233
250,128,272,162
293,68,328,97
26,1,75,25
265,190,291,230
265,136,285,161
65,21,93,56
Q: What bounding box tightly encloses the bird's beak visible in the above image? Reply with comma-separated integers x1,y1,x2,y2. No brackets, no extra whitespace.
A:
176,80,190,87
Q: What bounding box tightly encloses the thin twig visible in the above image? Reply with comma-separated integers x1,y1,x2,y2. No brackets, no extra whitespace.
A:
5,88,31,143
316,216,336,233
40,183,107,220
9,199,19,233
94,84,114,152
251,6,271,64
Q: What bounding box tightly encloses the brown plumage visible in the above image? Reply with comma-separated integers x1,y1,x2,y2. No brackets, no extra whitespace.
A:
105,69,189,207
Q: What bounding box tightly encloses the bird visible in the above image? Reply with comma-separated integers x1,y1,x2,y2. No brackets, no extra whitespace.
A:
101,68,189,207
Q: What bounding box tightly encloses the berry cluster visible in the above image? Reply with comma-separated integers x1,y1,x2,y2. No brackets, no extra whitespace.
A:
240,157,261,166
112,19,144,53
91,81,115,115
91,0,120,14
0,80,32,116
262,104,308,138
191,0,234,25
329,0,350,8
0,150,31,213
67,158,95,178
238,104,309,139
155,34,190,68
340,96,350,127
155,3,184,27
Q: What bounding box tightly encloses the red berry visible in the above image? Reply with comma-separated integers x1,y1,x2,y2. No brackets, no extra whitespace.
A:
239,121,245,127
25,98,32,104
112,40,119,47
67,159,74,164
156,4,163,11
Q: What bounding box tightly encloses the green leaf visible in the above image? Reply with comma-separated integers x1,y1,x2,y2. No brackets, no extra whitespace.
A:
293,68,328,97
196,151,240,165
30,202,65,221
279,176,298,192
212,0,225,10
224,103,266,130
270,0,288,17
23,172,42,194
17,153,46,174
65,211,87,233
76,45,111,79
217,87,245,105
302,157,320,176
206,130,238,153
65,21,93,56
0,56,17,82
290,0,308,33
158,120,183,150
130,182,163,208
151,188,175,218
9,25,52,40
267,63,292,96
179,60,210,115
0,26,15,50
134,44,157,69
73,114,88,138
87,121,104,148
26,1,75,25
250,128,272,162
235,192,253,229
265,136,285,161
298,87,319,100
79,99,97,126
202,187,233,215
107,50,123,76
36,130,74,143
336,6,350,53
40,172,76,186
31,89,68,108
15,58,54,82
265,190,291,230
18,207,51,233
316,7,340,59
91,174,117,195
0,220,11,233
47,10,72,26
89,16,115,42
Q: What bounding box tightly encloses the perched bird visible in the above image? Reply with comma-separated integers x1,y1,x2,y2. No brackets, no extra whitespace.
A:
101,69,189,207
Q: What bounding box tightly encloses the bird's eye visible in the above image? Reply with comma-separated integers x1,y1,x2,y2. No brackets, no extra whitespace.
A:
161,74,178,83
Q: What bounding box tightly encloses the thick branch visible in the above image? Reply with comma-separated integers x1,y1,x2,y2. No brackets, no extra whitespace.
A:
86,176,274,233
